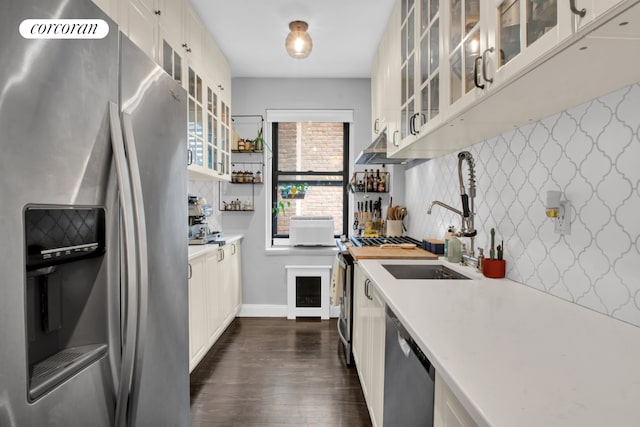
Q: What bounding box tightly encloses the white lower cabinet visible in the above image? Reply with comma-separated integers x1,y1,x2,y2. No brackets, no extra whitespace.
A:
434,372,478,427
353,265,386,427
220,242,242,324
188,240,242,372
205,250,222,343
187,255,207,367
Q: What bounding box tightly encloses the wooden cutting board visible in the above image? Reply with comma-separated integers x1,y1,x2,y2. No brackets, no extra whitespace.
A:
348,246,439,260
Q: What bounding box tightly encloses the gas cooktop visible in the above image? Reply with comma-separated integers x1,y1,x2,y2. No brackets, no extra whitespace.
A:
350,236,422,247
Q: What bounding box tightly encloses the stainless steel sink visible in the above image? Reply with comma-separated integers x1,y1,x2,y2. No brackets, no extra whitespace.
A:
382,264,471,280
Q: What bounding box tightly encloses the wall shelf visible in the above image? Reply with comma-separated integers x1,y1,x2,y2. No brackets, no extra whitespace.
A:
220,153,264,212
351,171,390,194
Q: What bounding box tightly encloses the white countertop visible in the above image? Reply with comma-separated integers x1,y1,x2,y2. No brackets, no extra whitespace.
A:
358,259,640,427
188,234,243,260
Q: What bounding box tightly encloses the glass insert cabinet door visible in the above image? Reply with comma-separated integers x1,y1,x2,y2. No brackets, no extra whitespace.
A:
400,0,445,139
219,102,231,176
188,67,204,168
206,86,218,173
449,0,481,104
419,0,440,126
400,0,416,139
497,0,558,67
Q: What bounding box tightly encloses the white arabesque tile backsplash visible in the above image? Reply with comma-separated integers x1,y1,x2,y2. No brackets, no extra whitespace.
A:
405,82,640,327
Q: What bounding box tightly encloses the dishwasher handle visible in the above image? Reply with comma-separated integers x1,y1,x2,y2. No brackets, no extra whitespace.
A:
397,331,411,358
387,306,435,380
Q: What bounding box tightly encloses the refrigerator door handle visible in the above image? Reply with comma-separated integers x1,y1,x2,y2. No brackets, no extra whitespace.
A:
109,102,139,427
121,112,150,426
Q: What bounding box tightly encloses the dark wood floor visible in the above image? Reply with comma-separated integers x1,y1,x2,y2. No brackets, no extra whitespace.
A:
190,317,372,427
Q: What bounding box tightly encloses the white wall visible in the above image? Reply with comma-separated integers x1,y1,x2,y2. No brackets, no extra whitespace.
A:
227,78,372,307
405,83,640,327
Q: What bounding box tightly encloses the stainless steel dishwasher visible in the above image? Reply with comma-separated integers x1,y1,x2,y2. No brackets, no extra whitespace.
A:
383,306,436,426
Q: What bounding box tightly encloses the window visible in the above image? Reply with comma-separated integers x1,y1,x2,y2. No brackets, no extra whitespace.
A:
271,121,349,240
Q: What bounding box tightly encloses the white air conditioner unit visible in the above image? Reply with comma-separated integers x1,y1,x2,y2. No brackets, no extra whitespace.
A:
289,216,335,247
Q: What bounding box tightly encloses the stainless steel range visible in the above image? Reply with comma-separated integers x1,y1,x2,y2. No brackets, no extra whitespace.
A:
350,235,422,247
335,234,422,366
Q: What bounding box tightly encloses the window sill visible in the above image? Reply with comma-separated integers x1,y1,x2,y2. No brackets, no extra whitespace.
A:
265,246,338,256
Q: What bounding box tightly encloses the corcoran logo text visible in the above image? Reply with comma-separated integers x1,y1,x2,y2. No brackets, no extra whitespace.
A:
19,19,109,39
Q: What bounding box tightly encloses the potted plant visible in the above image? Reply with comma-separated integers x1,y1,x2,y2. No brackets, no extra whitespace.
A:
279,183,309,199
272,200,291,216
254,127,263,152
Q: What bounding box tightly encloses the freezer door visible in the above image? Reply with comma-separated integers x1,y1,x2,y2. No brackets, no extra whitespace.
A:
0,0,119,425
119,35,190,426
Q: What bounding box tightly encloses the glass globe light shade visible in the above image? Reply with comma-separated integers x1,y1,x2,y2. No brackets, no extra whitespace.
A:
285,21,312,59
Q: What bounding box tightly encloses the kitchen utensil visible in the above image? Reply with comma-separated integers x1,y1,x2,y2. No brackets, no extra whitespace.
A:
386,220,403,237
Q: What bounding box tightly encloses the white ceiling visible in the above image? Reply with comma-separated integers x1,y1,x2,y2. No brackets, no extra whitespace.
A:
189,0,397,79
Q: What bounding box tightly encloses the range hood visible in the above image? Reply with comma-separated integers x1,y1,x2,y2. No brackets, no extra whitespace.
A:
355,130,407,164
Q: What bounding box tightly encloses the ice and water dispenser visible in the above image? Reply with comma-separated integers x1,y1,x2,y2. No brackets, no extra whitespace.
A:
24,206,110,401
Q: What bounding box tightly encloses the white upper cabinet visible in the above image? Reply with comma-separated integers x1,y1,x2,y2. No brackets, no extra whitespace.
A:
156,0,184,52
184,6,205,72
118,0,158,60
205,36,231,106
443,0,487,115
371,49,382,140
399,0,418,144
92,0,233,180
385,1,403,153
378,0,639,159
484,0,570,90
573,0,627,30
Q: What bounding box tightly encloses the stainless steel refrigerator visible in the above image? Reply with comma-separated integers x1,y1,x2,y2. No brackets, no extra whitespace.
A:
0,0,190,425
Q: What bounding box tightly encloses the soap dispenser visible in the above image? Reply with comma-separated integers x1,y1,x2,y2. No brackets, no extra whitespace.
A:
444,225,456,257
447,235,462,263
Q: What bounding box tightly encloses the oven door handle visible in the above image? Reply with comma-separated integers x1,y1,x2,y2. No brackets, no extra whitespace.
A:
337,253,347,269
337,317,349,347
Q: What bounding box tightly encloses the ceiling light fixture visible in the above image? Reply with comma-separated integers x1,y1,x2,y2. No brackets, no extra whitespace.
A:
285,21,312,59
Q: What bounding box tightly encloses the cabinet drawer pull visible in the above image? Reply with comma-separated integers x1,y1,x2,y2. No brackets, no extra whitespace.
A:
474,56,485,89
393,130,400,147
482,47,494,84
569,0,587,17
364,279,373,300
187,149,193,166
409,114,417,135
374,118,380,134
187,263,192,279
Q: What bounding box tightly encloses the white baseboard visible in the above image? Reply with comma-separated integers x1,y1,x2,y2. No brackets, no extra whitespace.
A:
237,304,287,317
239,304,341,318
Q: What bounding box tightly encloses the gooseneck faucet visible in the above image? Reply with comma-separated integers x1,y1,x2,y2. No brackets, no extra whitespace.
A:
457,151,477,241
427,151,478,257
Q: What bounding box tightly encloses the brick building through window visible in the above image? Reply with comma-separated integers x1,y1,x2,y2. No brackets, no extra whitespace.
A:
272,121,349,240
